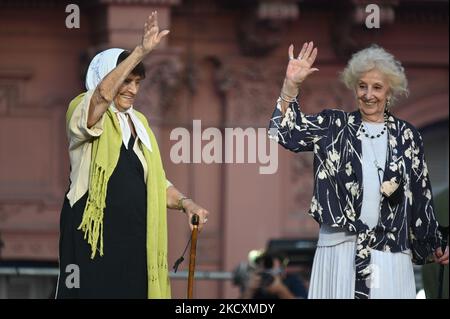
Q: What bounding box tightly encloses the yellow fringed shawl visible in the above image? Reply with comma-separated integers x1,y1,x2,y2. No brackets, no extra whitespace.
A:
66,93,171,298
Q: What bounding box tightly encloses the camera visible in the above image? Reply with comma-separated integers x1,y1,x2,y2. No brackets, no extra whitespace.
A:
255,253,282,288
258,271,275,287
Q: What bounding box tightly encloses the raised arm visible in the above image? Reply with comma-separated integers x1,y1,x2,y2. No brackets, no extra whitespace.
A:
269,42,336,153
279,41,319,115
87,12,169,128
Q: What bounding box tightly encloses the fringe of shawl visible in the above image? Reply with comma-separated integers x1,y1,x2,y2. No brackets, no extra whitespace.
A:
77,163,108,259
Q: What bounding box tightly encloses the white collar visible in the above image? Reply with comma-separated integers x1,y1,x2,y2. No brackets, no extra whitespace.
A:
110,104,152,152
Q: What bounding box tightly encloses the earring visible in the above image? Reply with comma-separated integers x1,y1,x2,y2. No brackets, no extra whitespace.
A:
385,98,391,111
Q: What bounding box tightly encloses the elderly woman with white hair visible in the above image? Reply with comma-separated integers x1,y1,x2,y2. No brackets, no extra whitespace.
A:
56,12,209,299
269,42,448,299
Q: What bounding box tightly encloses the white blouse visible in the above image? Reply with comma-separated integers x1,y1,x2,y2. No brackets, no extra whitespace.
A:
317,122,387,246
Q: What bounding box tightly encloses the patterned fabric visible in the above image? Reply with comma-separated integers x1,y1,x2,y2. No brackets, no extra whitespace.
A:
269,97,443,299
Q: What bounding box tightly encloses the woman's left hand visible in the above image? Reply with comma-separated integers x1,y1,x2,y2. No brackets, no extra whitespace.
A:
183,200,210,232
433,246,449,265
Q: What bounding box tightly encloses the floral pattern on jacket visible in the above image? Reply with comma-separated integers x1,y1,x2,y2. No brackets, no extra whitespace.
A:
269,98,443,298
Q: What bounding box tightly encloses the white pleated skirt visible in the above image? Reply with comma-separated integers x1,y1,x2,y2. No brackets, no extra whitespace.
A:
308,241,416,299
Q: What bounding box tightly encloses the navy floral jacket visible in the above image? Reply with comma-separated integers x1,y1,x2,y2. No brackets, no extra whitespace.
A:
269,98,443,298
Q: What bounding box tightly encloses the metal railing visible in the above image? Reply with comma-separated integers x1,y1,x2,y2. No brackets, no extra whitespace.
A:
0,267,233,280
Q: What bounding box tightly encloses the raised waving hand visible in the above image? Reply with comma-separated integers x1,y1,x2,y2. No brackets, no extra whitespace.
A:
140,11,170,54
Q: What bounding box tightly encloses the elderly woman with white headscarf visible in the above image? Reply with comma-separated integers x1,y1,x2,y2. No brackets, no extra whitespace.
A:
56,12,209,299
269,42,448,299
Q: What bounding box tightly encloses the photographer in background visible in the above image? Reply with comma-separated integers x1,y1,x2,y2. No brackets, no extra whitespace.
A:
241,251,307,299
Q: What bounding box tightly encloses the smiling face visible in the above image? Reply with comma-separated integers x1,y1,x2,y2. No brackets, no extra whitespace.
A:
113,74,142,111
356,68,391,122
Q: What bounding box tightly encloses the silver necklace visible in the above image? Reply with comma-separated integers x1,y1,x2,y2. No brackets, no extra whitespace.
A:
363,123,386,185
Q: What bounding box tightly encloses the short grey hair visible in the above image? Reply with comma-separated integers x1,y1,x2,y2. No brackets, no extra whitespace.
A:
341,45,409,105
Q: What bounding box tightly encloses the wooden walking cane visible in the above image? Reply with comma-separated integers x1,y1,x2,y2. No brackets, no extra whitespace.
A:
437,225,449,299
187,214,200,299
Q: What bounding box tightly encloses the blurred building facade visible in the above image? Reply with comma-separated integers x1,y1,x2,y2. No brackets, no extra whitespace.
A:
0,0,448,298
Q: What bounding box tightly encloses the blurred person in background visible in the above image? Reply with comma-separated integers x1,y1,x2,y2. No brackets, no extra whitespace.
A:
239,251,307,299
269,41,448,299
56,12,209,299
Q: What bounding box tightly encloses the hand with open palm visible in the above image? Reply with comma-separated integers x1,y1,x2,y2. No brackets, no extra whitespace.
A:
286,41,319,86
139,11,170,54
280,41,319,112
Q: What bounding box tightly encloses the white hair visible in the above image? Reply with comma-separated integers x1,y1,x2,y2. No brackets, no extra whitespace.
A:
341,45,409,105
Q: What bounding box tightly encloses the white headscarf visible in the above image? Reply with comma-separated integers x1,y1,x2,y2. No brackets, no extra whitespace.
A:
86,48,124,91
85,48,152,151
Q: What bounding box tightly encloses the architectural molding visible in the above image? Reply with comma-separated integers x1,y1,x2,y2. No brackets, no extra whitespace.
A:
0,231,58,260
136,53,185,119
0,82,19,116
237,14,289,57
0,0,181,8
0,201,46,223
0,69,33,81
225,61,284,125
0,69,33,115
330,0,399,60
98,0,181,5
235,0,300,57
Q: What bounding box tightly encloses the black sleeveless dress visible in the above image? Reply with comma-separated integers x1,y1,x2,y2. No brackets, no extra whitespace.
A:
56,136,148,298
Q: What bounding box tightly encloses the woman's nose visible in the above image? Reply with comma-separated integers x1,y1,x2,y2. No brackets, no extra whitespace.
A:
128,82,138,94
